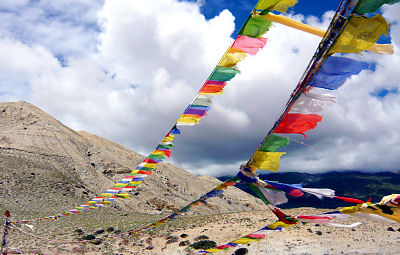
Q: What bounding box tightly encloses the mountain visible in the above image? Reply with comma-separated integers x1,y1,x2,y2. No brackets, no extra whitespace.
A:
0,101,265,219
218,171,400,209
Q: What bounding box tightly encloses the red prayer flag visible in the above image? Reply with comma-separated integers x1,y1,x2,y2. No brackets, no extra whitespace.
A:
143,158,158,164
246,233,266,239
273,113,322,137
199,84,225,94
137,170,153,175
334,196,365,204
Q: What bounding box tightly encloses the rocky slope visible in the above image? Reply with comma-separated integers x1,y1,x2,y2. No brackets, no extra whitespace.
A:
0,101,264,220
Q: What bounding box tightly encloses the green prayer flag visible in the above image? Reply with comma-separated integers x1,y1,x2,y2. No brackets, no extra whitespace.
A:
259,135,289,152
354,0,400,14
157,144,174,149
148,154,164,160
248,183,270,205
240,16,272,38
209,67,240,81
138,167,154,171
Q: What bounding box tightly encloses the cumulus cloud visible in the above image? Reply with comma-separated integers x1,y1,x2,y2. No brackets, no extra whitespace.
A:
0,0,399,176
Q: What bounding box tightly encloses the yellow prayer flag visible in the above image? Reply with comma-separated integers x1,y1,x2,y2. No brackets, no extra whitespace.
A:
256,0,298,13
248,151,285,172
151,150,165,156
114,183,127,187
340,203,400,223
115,193,131,199
220,52,248,68
330,14,389,54
162,135,174,142
99,193,113,197
232,237,260,245
205,248,223,253
268,220,296,229
143,163,157,168
129,181,142,185
177,115,201,125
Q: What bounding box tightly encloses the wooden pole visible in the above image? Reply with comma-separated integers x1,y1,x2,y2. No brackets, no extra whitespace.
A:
262,13,394,55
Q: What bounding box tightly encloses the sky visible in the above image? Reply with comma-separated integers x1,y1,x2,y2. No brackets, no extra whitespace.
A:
0,0,400,176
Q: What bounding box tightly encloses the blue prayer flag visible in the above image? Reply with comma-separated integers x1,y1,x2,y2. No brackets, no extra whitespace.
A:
308,56,369,90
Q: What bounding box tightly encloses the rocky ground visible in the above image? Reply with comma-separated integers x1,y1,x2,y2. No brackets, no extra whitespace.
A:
3,208,400,254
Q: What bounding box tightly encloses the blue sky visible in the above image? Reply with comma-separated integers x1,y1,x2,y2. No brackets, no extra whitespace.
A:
192,0,341,35
0,0,400,176
194,0,392,43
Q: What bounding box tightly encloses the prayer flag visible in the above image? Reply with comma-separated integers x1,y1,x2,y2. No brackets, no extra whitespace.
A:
177,115,202,126
232,237,260,245
259,135,289,152
380,194,400,208
290,91,336,114
148,154,164,160
308,56,368,90
199,81,226,95
248,151,285,172
220,52,248,68
255,0,298,12
240,15,272,38
192,95,213,107
330,14,389,54
354,0,400,14
183,108,208,116
273,113,322,137
301,188,335,199
265,181,304,197
209,66,240,81
248,183,273,205
231,35,267,55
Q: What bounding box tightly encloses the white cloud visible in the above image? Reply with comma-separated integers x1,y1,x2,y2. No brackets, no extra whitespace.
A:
0,0,399,176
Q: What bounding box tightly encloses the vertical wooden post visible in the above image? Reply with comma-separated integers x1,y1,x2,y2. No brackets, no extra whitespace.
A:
1,210,10,255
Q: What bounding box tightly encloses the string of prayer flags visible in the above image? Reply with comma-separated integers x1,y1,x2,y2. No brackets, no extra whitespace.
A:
354,0,400,15
307,56,369,90
296,211,363,227
176,0,297,129
248,151,285,172
273,113,322,137
193,222,286,255
330,14,390,54
131,178,241,233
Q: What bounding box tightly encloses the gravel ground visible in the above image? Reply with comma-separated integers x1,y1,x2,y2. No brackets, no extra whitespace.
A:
3,208,400,254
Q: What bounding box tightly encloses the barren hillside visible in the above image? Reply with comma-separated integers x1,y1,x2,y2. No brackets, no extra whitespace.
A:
0,101,264,219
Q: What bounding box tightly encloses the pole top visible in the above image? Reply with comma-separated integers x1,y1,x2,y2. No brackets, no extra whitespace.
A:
4,210,10,218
